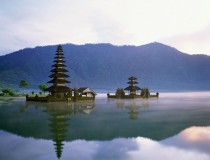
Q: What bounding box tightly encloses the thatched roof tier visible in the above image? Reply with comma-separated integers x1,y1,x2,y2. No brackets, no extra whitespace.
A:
128,76,137,80
53,60,65,63
50,68,69,72
49,73,69,78
55,52,64,55
45,86,70,92
127,81,138,84
124,86,141,91
78,87,96,95
47,79,70,83
52,64,67,67
54,56,65,59
56,45,63,52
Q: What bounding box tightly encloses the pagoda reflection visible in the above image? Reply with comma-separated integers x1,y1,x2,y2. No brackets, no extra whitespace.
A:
44,102,95,159
114,100,150,120
125,101,141,120
116,100,125,109
45,104,72,159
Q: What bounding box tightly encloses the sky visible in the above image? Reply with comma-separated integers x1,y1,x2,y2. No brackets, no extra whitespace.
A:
0,0,210,55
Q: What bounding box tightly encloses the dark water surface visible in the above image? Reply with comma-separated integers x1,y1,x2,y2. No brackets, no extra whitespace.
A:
0,92,210,160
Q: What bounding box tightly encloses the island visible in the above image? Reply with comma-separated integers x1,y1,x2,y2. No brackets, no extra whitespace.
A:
107,76,159,99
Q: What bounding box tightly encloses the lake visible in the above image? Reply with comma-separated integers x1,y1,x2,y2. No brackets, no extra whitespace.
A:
0,92,210,160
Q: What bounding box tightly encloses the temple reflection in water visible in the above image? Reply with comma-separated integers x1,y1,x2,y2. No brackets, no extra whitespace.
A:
114,99,150,120
43,102,95,159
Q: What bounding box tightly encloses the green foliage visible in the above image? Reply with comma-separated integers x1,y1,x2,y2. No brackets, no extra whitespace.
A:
67,88,72,98
115,88,125,98
141,88,150,98
39,84,48,94
19,80,28,94
1,88,15,96
73,88,79,101
32,91,35,95
19,80,29,89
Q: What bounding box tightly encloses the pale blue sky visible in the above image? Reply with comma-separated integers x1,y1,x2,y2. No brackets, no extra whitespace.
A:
0,0,210,55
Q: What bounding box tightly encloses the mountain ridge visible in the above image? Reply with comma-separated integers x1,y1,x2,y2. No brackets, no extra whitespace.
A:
0,42,196,57
0,42,210,91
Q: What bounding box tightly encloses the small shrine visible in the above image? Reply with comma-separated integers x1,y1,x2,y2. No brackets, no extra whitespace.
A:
78,87,96,98
107,76,159,99
124,76,141,95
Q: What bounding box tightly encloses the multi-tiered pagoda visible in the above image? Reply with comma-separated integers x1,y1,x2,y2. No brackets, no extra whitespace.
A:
45,45,70,98
124,76,141,95
107,76,159,99
26,44,96,102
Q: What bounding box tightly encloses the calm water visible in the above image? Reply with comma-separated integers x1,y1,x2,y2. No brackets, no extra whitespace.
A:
0,92,210,160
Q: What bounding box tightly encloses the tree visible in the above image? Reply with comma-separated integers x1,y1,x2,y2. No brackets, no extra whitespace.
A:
19,80,29,94
2,88,15,96
115,88,125,98
67,88,72,98
39,84,48,95
73,87,79,102
19,80,28,88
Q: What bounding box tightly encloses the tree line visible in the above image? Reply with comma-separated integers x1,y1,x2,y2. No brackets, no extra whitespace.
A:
0,80,48,96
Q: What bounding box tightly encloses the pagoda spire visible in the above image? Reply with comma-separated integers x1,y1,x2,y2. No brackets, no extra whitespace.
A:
45,45,70,98
124,76,141,95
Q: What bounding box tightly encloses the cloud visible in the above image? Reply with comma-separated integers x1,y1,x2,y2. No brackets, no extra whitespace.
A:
1,0,210,55
162,126,210,155
160,26,210,54
1,126,210,160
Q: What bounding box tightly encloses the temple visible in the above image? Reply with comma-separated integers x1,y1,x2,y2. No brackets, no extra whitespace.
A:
124,76,141,95
107,76,159,99
26,45,96,102
45,45,70,98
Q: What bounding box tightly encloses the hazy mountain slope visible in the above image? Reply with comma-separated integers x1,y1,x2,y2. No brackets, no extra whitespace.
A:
0,42,210,91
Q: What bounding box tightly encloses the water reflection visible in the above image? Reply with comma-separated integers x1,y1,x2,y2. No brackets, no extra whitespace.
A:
1,126,210,160
73,102,95,115
126,102,140,120
115,99,150,120
46,105,71,159
19,103,29,112
0,99,95,159
116,100,125,109
45,102,95,159
1,94,210,159
44,102,95,159
0,97,15,107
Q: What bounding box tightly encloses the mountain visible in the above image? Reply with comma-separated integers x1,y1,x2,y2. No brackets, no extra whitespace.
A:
0,42,210,91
